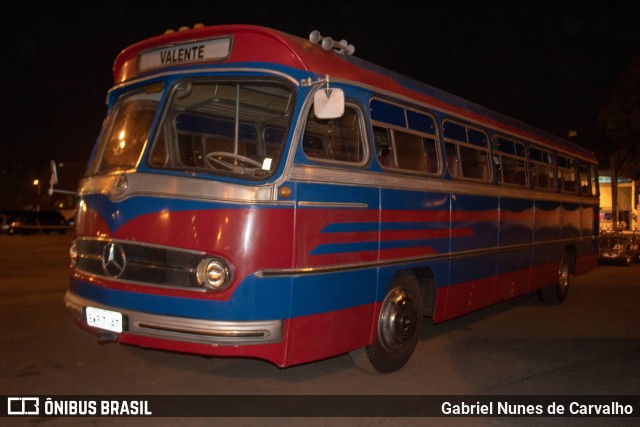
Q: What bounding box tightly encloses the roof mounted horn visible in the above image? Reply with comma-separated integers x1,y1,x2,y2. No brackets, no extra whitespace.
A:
309,30,355,56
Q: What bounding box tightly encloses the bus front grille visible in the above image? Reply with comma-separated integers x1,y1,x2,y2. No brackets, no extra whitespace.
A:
75,237,207,290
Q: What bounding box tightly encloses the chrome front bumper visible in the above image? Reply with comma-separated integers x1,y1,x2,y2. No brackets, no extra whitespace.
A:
64,291,283,345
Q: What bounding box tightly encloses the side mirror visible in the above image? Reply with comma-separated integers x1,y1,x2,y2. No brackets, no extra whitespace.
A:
313,88,345,119
47,159,76,196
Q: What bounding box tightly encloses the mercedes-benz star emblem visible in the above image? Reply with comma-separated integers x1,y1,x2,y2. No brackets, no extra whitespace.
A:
102,242,126,278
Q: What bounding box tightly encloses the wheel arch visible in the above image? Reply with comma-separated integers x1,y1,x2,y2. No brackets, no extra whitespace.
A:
412,267,437,318
383,266,437,318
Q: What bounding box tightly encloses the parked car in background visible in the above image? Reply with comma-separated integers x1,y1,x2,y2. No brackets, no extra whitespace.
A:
0,213,9,234
5,210,70,235
598,230,639,266
1,210,28,234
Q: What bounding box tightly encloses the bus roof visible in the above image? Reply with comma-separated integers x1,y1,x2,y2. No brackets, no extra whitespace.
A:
113,24,594,160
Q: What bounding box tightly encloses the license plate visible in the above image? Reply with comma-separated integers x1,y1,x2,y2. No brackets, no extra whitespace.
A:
86,307,123,333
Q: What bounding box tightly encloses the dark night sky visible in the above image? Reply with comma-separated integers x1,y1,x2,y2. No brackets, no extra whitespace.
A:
2,1,639,171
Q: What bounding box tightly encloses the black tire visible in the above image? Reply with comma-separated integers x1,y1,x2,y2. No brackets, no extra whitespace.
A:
350,272,423,373
538,252,572,305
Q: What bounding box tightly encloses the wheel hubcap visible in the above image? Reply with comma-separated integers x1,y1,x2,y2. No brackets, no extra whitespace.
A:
379,289,418,352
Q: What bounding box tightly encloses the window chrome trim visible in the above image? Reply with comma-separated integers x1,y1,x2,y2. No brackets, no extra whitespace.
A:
79,172,275,203
297,201,368,209
288,164,597,204
255,236,598,278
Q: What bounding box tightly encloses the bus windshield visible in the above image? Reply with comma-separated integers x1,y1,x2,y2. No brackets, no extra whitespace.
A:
90,83,164,175
149,80,294,179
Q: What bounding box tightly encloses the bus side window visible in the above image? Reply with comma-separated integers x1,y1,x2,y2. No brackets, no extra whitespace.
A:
443,120,491,181
302,134,326,159
371,99,441,175
578,162,591,195
493,136,528,187
302,105,366,164
530,147,556,190
376,127,434,173
557,155,577,193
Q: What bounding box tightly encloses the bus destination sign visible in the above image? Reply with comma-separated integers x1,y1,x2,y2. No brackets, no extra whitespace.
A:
138,37,232,72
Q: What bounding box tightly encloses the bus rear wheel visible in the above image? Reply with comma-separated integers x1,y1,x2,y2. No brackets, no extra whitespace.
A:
538,252,572,305
350,272,423,373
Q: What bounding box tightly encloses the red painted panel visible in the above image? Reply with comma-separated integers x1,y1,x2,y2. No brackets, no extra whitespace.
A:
285,304,376,366
295,208,379,267
443,275,497,319
494,269,531,303
83,207,293,291
112,304,378,368
118,333,289,367
75,208,112,238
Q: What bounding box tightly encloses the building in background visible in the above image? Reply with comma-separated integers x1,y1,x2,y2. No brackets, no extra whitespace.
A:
599,171,638,231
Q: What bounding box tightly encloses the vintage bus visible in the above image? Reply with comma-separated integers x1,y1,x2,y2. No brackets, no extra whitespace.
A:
63,24,599,373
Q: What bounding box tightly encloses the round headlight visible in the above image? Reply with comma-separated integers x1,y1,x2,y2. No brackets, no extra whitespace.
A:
197,258,232,290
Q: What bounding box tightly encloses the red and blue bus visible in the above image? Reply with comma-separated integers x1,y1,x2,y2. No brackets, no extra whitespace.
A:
64,24,599,373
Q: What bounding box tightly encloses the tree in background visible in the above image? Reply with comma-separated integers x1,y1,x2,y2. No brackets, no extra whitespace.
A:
599,54,640,230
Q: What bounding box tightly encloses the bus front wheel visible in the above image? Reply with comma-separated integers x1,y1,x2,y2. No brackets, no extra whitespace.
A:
350,272,423,373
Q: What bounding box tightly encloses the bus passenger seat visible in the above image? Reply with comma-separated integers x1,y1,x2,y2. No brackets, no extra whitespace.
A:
379,146,395,168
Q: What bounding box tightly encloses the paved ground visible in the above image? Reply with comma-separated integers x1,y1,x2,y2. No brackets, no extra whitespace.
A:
1,234,638,426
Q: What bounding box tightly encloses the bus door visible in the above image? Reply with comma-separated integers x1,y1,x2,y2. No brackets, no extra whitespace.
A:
285,101,380,363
